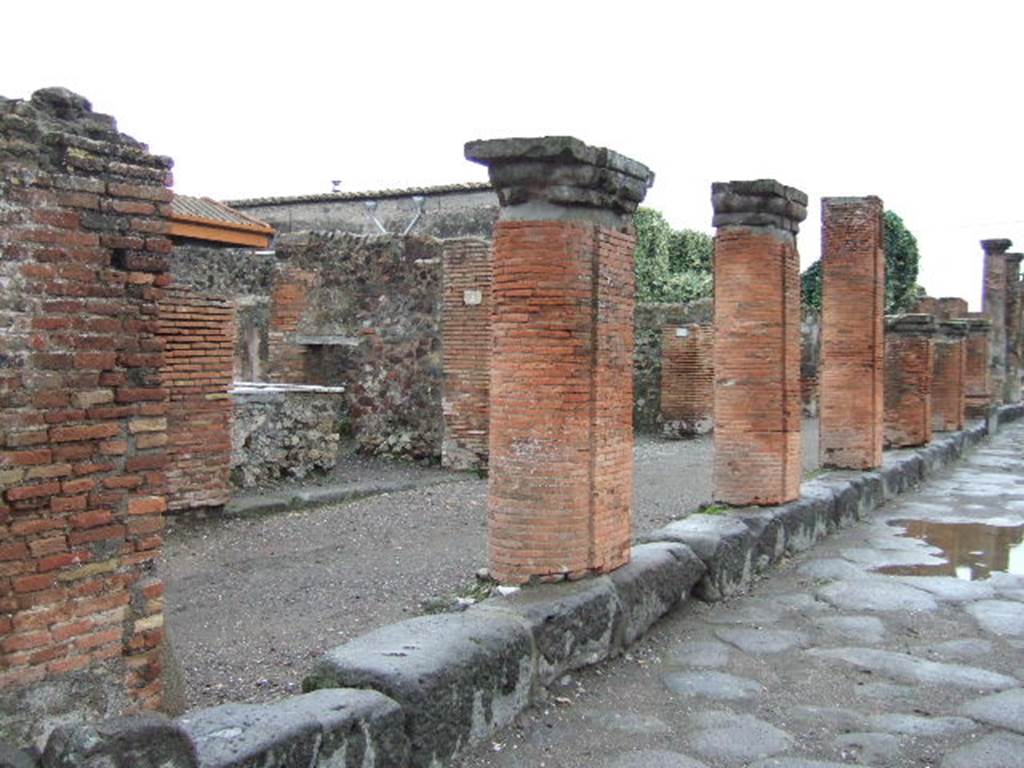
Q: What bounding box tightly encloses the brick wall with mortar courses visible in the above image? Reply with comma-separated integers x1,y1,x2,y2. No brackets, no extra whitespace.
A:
157,287,234,511
884,330,934,447
488,221,634,584
713,229,802,505
820,197,885,470
1004,256,1022,403
440,238,492,470
0,89,170,722
659,324,713,434
932,336,966,431
982,244,1008,404
964,315,992,419
266,264,315,384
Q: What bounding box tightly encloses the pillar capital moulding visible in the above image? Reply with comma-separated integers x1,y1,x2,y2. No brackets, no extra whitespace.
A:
981,238,1013,255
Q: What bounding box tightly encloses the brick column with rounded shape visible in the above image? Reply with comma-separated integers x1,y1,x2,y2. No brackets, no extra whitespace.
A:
981,238,1012,404
884,314,936,448
932,319,968,432
465,136,654,585
964,314,993,419
711,180,807,505
1004,253,1022,402
820,196,885,469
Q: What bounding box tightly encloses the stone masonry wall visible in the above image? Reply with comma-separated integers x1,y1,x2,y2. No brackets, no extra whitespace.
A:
0,89,171,745
441,238,492,471
659,324,714,437
157,287,234,511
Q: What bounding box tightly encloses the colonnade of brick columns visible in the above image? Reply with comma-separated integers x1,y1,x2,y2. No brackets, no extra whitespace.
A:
465,136,654,585
819,197,885,469
711,180,807,505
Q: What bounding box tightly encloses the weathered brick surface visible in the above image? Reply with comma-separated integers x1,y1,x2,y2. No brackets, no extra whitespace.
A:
884,315,936,447
932,321,967,432
0,88,171,739
711,180,807,505
964,314,993,418
981,238,1012,404
1004,253,1022,402
487,221,636,583
820,197,885,469
913,296,968,320
441,238,492,470
157,287,234,511
659,324,713,436
266,264,315,383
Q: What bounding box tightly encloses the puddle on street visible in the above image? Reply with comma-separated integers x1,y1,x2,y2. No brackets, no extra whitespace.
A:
877,519,1024,580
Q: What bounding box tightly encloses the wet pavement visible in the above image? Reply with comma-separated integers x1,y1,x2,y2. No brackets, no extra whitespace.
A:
455,421,1024,768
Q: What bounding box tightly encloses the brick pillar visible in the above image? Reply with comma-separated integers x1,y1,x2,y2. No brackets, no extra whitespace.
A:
0,89,171,744
1004,253,1022,402
981,238,1012,404
266,264,315,383
711,180,807,505
932,319,967,432
465,136,653,584
819,196,885,469
884,314,936,447
964,314,992,419
441,237,492,471
659,323,714,437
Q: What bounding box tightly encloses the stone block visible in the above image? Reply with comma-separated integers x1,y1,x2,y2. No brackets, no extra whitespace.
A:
178,689,407,768
608,543,705,648
41,715,196,768
476,577,622,686
303,612,533,768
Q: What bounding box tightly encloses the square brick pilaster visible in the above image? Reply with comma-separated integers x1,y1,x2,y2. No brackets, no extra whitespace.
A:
964,314,992,419
819,196,885,469
711,180,807,505
1004,253,1022,402
884,314,936,447
981,238,1012,404
465,136,653,584
932,319,967,432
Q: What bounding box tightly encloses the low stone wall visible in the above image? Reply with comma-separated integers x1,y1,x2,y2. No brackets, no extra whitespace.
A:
31,405,1023,768
230,384,346,488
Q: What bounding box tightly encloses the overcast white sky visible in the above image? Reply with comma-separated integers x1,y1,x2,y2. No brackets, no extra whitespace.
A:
4,1,1022,308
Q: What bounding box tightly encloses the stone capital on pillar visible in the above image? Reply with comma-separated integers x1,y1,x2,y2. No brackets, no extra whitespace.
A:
981,238,1013,255
711,179,809,233
465,136,654,226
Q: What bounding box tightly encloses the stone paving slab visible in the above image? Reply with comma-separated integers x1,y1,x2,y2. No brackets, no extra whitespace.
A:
454,421,1024,768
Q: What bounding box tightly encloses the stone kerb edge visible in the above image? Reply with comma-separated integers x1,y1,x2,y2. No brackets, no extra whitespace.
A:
33,406,1023,768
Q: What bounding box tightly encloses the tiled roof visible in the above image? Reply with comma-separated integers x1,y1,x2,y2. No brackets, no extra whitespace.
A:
171,195,274,231
225,181,494,208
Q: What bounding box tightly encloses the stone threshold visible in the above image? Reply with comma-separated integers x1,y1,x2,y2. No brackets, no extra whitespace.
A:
30,404,1024,768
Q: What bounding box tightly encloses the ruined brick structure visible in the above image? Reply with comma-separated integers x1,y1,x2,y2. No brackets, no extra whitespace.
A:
157,288,234,511
884,314,936,447
711,180,807,506
266,263,316,385
800,312,822,418
440,238,492,470
913,296,969,320
659,324,714,436
981,238,1012,404
931,319,967,432
0,89,170,744
819,197,885,469
1004,253,1022,403
964,314,993,419
466,136,653,584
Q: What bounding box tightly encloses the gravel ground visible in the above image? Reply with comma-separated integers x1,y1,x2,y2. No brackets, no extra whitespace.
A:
163,421,821,711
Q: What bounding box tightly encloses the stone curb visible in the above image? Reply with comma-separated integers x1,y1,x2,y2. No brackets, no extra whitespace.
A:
35,407,1022,767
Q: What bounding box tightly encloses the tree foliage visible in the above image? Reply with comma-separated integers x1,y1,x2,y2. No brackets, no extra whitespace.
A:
633,208,713,303
801,209,923,313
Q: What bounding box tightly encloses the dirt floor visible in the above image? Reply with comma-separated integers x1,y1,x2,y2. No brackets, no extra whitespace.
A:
162,422,820,711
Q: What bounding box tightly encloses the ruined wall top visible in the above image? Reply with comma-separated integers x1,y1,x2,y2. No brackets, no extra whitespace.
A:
1,87,173,177
885,313,938,335
464,135,654,223
711,179,808,233
938,318,969,339
981,238,1013,255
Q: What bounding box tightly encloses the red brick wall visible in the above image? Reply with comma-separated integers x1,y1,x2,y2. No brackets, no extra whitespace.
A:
964,316,992,419
266,265,315,383
932,335,966,432
441,238,491,470
157,287,234,511
659,324,713,435
488,221,633,584
884,330,934,447
0,89,170,725
820,197,885,469
713,229,802,505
